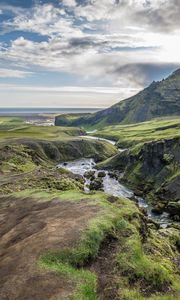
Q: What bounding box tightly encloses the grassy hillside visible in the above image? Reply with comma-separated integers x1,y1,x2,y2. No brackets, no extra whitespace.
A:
93,118,180,148
55,68,180,129
96,118,180,213
0,117,118,176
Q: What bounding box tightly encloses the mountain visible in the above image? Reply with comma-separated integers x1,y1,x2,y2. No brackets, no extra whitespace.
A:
55,68,180,128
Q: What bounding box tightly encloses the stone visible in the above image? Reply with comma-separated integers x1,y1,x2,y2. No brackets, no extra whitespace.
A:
84,170,96,179
97,171,106,178
89,178,103,191
166,201,180,216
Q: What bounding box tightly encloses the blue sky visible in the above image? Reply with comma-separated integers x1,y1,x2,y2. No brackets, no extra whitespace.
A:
0,0,179,107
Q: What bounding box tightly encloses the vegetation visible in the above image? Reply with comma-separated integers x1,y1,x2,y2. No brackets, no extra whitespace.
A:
0,117,117,176
1,66,180,300
0,116,85,141
98,136,180,218
55,69,180,129
33,190,180,300
93,118,180,148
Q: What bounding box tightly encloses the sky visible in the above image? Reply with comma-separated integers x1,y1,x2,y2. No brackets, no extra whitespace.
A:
0,0,179,108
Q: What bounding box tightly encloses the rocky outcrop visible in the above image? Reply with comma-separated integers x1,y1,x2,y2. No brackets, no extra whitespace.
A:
99,137,180,216
166,201,180,220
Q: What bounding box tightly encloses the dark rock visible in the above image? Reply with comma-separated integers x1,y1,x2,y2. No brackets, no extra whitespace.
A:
166,201,180,216
173,215,180,222
90,175,96,181
108,171,118,180
97,171,106,178
84,170,96,179
89,178,103,191
134,190,144,197
151,204,165,215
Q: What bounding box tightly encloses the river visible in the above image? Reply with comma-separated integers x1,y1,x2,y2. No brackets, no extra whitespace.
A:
58,154,171,228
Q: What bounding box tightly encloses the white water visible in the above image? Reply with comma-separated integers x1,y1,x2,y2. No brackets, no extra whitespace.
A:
58,158,133,198
79,135,116,145
78,135,127,152
58,158,171,228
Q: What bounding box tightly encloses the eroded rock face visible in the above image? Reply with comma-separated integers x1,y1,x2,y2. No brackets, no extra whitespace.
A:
102,137,180,215
139,138,180,176
124,137,180,201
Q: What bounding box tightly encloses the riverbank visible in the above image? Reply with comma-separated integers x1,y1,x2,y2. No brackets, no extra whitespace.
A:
58,157,175,228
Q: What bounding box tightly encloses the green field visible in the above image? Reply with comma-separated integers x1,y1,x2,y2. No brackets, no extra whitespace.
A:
0,117,85,141
93,118,180,148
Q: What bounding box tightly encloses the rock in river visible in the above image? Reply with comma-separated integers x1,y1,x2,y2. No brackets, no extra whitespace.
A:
89,177,103,191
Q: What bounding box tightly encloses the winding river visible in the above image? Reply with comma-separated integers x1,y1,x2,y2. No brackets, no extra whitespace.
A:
58,135,171,228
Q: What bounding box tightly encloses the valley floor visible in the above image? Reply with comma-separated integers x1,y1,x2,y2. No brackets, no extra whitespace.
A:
0,116,179,300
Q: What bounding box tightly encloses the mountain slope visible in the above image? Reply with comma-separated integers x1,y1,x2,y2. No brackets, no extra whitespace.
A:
55,68,180,128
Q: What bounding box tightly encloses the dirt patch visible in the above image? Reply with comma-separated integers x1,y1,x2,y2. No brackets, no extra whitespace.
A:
88,235,120,300
0,195,101,300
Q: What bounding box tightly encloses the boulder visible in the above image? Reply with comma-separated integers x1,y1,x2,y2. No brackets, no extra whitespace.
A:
108,171,118,180
89,177,103,191
97,171,106,178
166,201,180,216
84,170,96,179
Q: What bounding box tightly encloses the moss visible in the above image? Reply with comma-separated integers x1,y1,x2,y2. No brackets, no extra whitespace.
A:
3,189,180,299
39,194,127,300
93,118,180,148
0,138,117,176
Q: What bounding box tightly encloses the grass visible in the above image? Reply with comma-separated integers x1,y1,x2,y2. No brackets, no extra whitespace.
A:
38,190,130,300
0,116,85,141
116,219,180,300
2,188,180,299
92,118,180,148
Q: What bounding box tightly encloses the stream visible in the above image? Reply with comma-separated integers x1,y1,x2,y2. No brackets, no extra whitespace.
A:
58,135,171,228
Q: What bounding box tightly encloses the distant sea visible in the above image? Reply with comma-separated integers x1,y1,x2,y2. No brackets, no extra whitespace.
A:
0,107,102,115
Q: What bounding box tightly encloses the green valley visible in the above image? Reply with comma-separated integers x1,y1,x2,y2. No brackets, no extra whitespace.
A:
1,69,180,300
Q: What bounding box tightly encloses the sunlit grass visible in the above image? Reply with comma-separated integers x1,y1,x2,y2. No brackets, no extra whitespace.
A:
93,118,180,147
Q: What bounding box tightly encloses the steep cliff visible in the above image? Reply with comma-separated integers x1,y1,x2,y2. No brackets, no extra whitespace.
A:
99,137,180,219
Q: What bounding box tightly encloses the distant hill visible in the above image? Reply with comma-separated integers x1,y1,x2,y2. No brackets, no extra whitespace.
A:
55,68,180,128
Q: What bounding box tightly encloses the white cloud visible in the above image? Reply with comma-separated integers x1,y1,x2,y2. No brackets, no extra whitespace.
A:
2,4,79,37
0,84,139,107
0,68,33,78
63,0,77,7
0,1,179,91
0,84,134,94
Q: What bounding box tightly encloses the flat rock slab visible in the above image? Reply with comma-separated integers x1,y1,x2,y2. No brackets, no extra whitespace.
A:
0,195,100,300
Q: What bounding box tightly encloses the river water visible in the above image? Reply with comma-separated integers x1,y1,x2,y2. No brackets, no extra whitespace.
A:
58,154,171,228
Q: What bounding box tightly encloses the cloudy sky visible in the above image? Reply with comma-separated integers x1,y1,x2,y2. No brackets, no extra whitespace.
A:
0,0,179,108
